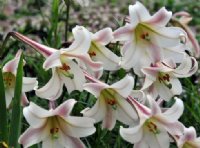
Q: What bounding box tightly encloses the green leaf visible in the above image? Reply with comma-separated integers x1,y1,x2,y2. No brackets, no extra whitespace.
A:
0,67,8,143
8,53,24,147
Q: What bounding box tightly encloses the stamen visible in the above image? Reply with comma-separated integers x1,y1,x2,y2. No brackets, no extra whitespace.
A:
89,51,96,57
146,120,160,134
107,99,117,110
60,63,71,71
141,32,150,41
50,127,59,139
158,73,172,89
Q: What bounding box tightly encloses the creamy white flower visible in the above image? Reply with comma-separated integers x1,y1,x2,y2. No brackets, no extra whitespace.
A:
10,26,102,100
3,50,38,108
175,126,200,148
141,55,198,101
18,99,96,148
88,28,120,71
81,75,138,130
113,1,186,75
120,95,184,148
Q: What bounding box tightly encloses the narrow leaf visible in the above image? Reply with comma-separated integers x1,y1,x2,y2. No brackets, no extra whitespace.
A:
0,67,8,143
8,53,23,147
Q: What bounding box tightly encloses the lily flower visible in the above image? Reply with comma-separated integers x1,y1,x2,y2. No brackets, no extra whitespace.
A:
175,126,200,148
120,95,184,148
81,75,138,130
9,26,102,100
172,11,200,58
88,28,120,71
113,1,186,75
141,55,198,101
3,50,38,108
18,99,96,148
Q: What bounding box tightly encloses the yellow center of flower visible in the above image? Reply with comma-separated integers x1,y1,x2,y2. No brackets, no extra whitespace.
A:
135,23,152,42
50,127,59,139
88,42,99,58
158,73,172,89
101,89,118,110
58,63,74,79
3,72,16,88
145,120,160,134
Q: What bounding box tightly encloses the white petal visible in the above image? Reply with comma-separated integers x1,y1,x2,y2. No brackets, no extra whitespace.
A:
120,124,143,144
162,97,184,122
60,116,96,137
61,61,85,93
22,77,38,92
174,56,198,78
54,99,77,117
170,78,182,95
111,75,134,98
36,69,63,100
18,126,48,148
157,120,184,136
129,2,151,23
60,132,85,148
81,98,106,123
134,141,149,148
43,51,62,70
146,7,172,26
23,102,49,128
83,82,108,97
155,81,173,101
42,136,64,148
151,26,186,48
64,26,91,54
89,43,120,71
5,89,14,108
93,28,113,45
113,24,134,41
21,92,29,106
102,105,116,130
3,57,19,75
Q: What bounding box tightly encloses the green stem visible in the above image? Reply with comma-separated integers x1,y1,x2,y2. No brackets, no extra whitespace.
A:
64,0,71,41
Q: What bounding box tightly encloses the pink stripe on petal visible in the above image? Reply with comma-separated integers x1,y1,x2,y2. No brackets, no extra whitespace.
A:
55,99,77,117
147,7,172,26
102,106,116,130
127,96,151,116
93,28,113,45
10,32,56,57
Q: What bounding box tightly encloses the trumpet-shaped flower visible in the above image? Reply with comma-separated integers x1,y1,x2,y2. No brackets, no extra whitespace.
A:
18,99,96,148
120,96,184,148
3,50,38,108
175,127,200,148
141,56,198,101
81,75,138,130
88,28,120,71
10,26,102,100
113,1,186,75
172,11,200,58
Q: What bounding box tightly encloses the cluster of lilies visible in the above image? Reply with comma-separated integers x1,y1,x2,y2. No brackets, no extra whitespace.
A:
2,1,200,148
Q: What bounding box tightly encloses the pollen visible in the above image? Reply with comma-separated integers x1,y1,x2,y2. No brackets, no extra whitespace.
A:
107,99,117,110
158,73,172,89
89,51,96,57
60,63,71,71
146,120,160,134
141,32,150,41
50,127,59,139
